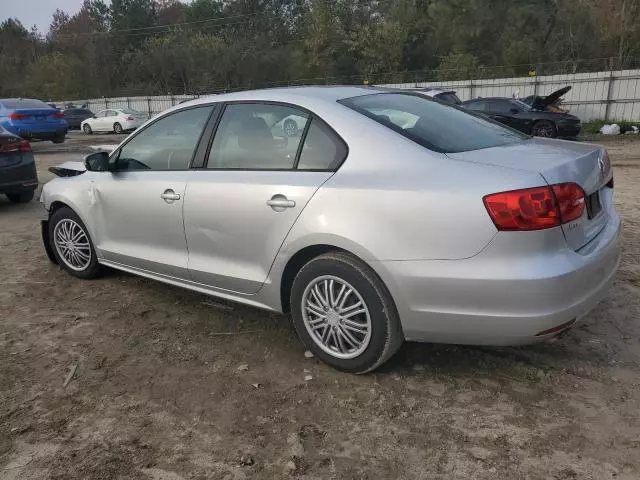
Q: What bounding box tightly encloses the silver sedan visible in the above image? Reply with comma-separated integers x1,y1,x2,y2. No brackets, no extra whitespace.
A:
40,87,621,373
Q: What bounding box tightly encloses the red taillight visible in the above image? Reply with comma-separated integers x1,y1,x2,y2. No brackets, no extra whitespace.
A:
484,182,585,231
127,116,135,121
552,183,585,223
0,139,31,153
8,112,27,120
53,111,65,119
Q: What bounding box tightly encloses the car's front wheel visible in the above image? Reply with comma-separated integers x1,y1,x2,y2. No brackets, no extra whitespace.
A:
83,124,92,134
290,252,403,373
49,207,103,279
531,120,557,138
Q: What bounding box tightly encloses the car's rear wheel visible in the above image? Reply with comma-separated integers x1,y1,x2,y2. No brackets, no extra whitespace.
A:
7,191,34,203
49,207,103,279
113,122,123,134
283,119,298,137
83,124,92,134
290,252,403,373
531,120,557,138
52,135,65,144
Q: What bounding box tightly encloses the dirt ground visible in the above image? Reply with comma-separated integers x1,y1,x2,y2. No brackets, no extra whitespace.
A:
1,134,640,480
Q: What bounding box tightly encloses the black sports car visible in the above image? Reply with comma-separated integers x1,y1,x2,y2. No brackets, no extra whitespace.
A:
0,126,38,203
461,96,581,138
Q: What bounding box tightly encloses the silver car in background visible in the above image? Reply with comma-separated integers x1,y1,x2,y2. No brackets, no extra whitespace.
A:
40,87,620,373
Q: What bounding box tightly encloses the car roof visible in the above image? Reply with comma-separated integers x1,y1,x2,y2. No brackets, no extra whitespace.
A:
463,97,513,102
183,86,387,107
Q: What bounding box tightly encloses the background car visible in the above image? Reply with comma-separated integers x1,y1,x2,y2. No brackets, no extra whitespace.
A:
63,107,94,129
399,87,462,105
40,87,618,373
81,108,147,134
0,98,68,143
0,125,37,203
462,97,581,137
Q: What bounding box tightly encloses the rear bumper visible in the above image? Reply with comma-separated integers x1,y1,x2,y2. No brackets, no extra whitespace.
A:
0,157,38,194
15,128,67,140
376,209,621,345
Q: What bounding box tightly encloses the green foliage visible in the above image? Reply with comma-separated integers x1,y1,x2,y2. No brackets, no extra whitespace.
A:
1,0,640,98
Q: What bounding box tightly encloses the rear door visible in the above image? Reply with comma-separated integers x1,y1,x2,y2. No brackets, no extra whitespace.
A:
183,102,346,293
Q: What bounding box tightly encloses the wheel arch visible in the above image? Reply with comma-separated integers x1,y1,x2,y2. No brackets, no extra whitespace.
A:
278,242,401,318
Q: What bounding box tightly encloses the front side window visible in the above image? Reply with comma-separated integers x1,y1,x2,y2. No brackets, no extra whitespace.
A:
341,93,527,153
116,106,213,171
207,103,309,170
487,100,516,114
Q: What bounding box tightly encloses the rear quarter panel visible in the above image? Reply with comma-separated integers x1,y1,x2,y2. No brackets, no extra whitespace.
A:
276,118,547,263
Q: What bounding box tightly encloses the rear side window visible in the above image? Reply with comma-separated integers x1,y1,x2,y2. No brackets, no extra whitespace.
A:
207,103,309,170
435,92,462,105
463,100,487,112
1,99,51,109
297,119,347,170
340,93,527,153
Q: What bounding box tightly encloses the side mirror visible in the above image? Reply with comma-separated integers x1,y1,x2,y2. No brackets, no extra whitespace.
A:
84,151,111,172
92,115,97,119
509,108,519,114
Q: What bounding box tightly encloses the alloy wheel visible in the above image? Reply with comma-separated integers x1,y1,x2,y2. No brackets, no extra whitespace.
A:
53,219,92,271
301,275,372,359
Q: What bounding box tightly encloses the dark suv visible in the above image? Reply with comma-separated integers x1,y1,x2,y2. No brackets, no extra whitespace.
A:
0,126,38,203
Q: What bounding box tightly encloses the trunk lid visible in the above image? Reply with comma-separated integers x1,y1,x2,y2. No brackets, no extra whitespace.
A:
11,107,59,123
446,138,612,250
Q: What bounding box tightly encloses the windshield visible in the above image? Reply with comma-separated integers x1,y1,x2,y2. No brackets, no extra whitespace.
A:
340,93,528,153
511,99,532,111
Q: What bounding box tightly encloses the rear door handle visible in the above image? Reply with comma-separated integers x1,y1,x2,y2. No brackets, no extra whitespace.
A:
267,194,295,212
160,189,181,203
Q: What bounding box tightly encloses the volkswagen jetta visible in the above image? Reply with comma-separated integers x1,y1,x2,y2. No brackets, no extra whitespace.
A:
39,87,620,373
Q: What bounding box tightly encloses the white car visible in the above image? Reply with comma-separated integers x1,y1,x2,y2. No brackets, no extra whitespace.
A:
81,108,147,135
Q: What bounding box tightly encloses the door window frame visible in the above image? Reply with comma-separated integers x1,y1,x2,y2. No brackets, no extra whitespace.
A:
197,100,348,173
108,103,220,172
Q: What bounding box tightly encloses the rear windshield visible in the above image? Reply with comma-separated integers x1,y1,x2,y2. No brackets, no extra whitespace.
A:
121,108,142,115
1,99,51,109
435,92,462,105
339,93,528,153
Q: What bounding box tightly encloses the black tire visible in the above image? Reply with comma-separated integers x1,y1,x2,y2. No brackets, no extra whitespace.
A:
48,207,103,279
290,252,403,374
83,124,92,134
283,119,298,137
6,191,34,203
52,135,65,144
531,120,557,138
113,122,123,134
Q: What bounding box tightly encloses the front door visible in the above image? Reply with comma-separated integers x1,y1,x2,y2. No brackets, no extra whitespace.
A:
91,105,215,279
183,102,347,294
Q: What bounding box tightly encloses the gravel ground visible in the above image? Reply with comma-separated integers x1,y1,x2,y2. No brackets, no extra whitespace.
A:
1,136,639,480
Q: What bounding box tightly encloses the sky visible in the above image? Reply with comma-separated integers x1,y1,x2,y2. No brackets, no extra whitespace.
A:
2,0,95,33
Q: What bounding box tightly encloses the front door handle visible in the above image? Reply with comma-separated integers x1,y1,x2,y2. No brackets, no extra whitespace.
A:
267,194,296,212
160,189,181,203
